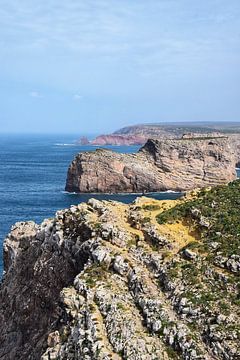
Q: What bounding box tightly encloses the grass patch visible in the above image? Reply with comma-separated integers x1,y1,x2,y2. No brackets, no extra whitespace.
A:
156,180,240,259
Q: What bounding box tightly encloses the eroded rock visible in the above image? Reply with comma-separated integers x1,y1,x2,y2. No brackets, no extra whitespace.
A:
65,138,236,193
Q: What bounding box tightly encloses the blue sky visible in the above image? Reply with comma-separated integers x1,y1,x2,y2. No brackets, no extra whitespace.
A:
0,0,239,134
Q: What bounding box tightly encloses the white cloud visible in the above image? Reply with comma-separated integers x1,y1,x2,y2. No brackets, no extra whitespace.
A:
73,94,83,101
29,91,43,98
1,0,239,78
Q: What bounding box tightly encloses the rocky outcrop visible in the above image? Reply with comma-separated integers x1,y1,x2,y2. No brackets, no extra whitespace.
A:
0,220,80,359
79,136,90,145
80,125,178,146
65,137,236,193
114,122,240,138
91,134,147,146
114,124,175,137
76,124,240,168
84,132,223,147
1,188,240,359
114,124,240,167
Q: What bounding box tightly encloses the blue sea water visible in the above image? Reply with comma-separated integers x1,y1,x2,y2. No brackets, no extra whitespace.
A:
0,134,183,275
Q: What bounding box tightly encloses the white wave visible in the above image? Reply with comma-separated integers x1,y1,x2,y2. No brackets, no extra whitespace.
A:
54,143,76,146
165,190,181,193
61,191,78,194
62,190,182,196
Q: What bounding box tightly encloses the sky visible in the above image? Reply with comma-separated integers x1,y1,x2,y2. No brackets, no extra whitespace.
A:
0,0,239,134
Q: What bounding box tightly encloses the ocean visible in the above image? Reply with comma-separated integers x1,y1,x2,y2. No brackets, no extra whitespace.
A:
0,134,183,275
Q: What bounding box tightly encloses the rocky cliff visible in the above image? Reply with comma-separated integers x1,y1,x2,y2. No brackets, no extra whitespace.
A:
78,124,240,165
91,134,146,146
113,123,240,166
1,180,240,359
113,122,240,137
65,137,236,193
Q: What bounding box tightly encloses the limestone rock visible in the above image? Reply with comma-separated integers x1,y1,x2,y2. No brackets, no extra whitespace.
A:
65,138,236,193
0,191,239,359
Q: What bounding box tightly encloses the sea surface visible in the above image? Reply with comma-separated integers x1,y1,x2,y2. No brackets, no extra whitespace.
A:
0,134,183,275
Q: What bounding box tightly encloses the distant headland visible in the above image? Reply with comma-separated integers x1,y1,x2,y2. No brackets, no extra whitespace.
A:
77,121,240,148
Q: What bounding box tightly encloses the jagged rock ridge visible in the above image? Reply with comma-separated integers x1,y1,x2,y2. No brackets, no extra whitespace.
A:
66,137,236,193
0,181,240,359
91,134,146,146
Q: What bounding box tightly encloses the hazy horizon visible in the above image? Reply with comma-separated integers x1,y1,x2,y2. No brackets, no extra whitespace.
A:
1,120,240,136
1,0,239,134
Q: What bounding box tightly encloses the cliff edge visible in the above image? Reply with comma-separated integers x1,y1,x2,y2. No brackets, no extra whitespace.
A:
1,180,240,359
65,137,236,193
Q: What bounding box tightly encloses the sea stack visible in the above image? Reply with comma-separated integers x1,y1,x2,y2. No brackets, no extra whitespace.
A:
65,137,237,193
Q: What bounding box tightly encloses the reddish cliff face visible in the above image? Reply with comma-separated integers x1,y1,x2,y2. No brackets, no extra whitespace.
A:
91,134,147,146
65,137,237,193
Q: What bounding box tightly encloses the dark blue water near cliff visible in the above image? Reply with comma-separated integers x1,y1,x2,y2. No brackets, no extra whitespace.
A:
0,134,183,275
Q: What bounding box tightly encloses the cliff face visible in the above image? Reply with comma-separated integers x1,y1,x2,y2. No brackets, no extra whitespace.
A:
0,220,79,359
114,123,240,137
229,134,240,167
1,182,240,359
114,124,174,136
83,124,240,166
114,124,240,166
87,129,174,146
91,134,146,146
65,138,236,193
77,124,240,164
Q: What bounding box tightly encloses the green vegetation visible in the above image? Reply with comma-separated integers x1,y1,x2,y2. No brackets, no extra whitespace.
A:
83,264,108,288
93,222,102,230
142,216,151,224
156,180,240,323
142,204,161,211
165,345,180,359
157,180,240,258
178,136,227,141
116,302,127,311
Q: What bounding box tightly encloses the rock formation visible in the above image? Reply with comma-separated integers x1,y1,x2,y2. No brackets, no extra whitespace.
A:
91,134,146,146
65,137,236,193
113,122,240,139
79,136,90,145
1,180,240,359
77,123,240,167
113,123,240,167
